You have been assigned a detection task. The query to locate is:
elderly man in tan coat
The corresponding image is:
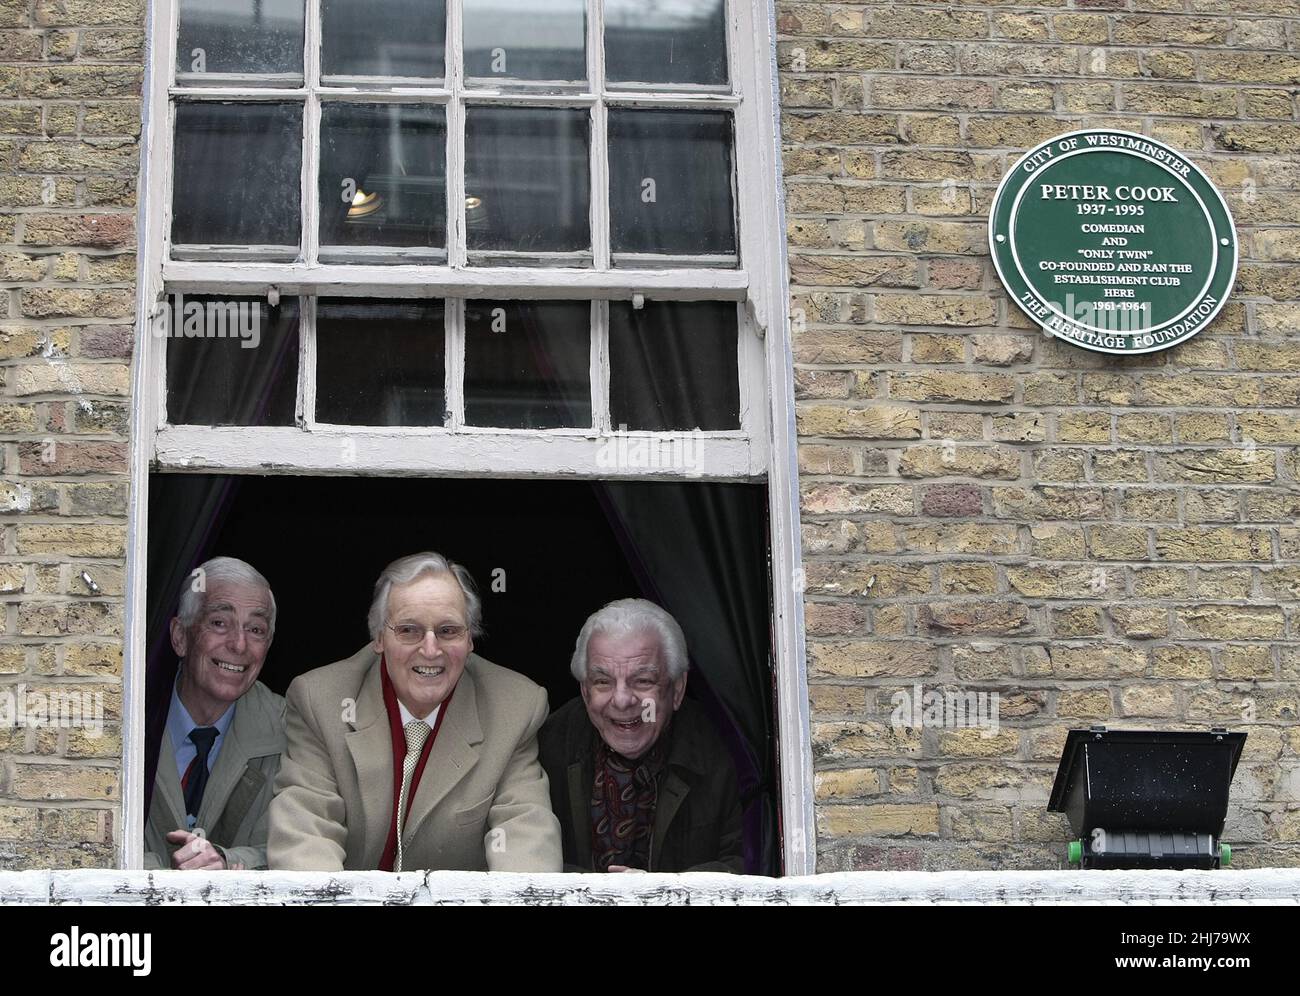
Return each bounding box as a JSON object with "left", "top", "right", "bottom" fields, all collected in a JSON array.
[{"left": 269, "top": 552, "right": 561, "bottom": 872}]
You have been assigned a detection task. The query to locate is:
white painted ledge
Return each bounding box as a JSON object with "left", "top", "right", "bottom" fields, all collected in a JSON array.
[{"left": 2, "top": 869, "right": 1299, "bottom": 905}]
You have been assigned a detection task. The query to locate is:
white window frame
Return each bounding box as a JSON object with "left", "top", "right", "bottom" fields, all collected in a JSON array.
[{"left": 123, "top": 0, "right": 813, "bottom": 874}]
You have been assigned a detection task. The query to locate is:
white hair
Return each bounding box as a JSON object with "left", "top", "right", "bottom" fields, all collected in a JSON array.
[
  {"left": 177, "top": 556, "right": 277, "bottom": 636},
  {"left": 367, "top": 552, "right": 483, "bottom": 641},
  {"left": 570, "top": 598, "right": 689, "bottom": 683}
]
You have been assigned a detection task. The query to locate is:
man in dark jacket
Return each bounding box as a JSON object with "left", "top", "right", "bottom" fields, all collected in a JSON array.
[{"left": 539, "top": 599, "right": 743, "bottom": 873}]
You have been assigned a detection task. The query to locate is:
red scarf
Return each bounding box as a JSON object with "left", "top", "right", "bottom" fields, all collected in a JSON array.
[{"left": 377, "top": 655, "right": 453, "bottom": 872}]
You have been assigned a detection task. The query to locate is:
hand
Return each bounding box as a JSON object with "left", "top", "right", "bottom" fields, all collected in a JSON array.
[
  {"left": 165, "top": 829, "right": 227, "bottom": 870},
  {"left": 607, "top": 865, "right": 647, "bottom": 874}
]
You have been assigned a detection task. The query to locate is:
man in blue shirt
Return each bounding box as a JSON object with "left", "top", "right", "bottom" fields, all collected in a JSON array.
[{"left": 144, "top": 557, "right": 286, "bottom": 870}]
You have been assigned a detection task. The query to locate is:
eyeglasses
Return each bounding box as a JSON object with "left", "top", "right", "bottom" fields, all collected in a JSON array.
[
  {"left": 202, "top": 615, "right": 271, "bottom": 644},
  {"left": 386, "top": 622, "right": 469, "bottom": 646}
]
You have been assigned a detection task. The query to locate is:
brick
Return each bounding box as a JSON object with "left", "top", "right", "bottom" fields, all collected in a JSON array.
[
  {"left": 15, "top": 524, "right": 125, "bottom": 556},
  {"left": 902, "top": 523, "right": 1017, "bottom": 555},
  {"left": 1047, "top": 645, "right": 1147, "bottom": 678},
  {"left": 1174, "top": 605, "right": 1285, "bottom": 640},
  {"left": 1202, "top": 52, "right": 1300, "bottom": 84},
  {"left": 17, "top": 439, "right": 126, "bottom": 475},
  {"left": 790, "top": 253, "right": 918, "bottom": 287},
  {"left": 796, "top": 404, "right": 921, "bottom": 439},
  {"left": 862, "top": 9, "right": 988, "bottom": 40},
  {"left": 13, "top": 361, "right": 130, "bottom": 395},
  {"left": 872, "top": 77, "right": 995, "bottom": 111},
  {"left": 17, "top": 138, "right": 138, "bottom": 172},
  {"left": 934, "top": 763, "right": 1027, "bottom": 798},
  {"left": 899, "top": 444, "right": 1020, "bottom": 479},
  {"left": 1152, "top": 645, "right": 1213, "bottom": 679},
  {"left": 817, "top": 804, "right": 939, "bottom": 837},
  {"left": 1052, "top": 13, "right": 1109, "bottom": 43},
  {"left": 9, "top": 762, "right": 118, "bottom": 801},
  {"left": 922, "top": 602, "right": 1030, "bottom": 636},
  {"left": 20, "top": 65, "right": 142, "bottom": 98},
  {"left": 815, "top": 768, "right": 883, "bottom": 801},
  {"left": 34, "top": 0, "right": 142, "bottom": 27},
  {"left": 890, "top": 371, "right": 1013, "bottom": 403},
  {"left": 1143, "top": 51, "right": 1197, "bottom": 80},
  {"left": 779, "top": 39, "right": 894, "bottom": 73},
  {"left": 801, "top": 483, "right": 913, "bottom": 516},
  {"left": 1211, "top": 124, "right": 1300, "bottom": 154},
  {"left": 962, "top": 44, "right": 1079, "bottom": 76},
  {"left": 20, "top": 213, "right": 134, "bottom": 248},
  {"left": 1121, "top": 83, "right": 1238, "bottom": 117},
  {"left": 1153, "top": 449, "right": 1274, "bottom": 484},
  {"left": 874, "top": 294, "right": 996, "bottom": 327},
  {"left": 1155, "top": 527, "right": 1271, "bottom": 562},
  {"left": 812, "top": 722, "right": 923, "bottom": 762}
]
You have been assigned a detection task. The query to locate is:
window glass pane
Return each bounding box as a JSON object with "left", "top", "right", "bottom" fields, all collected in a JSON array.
[
  {"left": 172, "top": 102, "right": 302, "bottom": 251},
  {"left": 316, "top": 299, "right": 445, "bottom": 425},
  {"left": 463, "top": 0, "right": 586, "bottom": 84},
  {"left": 321, "top": 0, "right": 446, "bottom": 79},
  {"left": 605, "top": 0, "right": 727, "bottom": 86},
  {"left": 165, "top": 294, "right": 300, "bottom": 426},
  {"left": 465, "top": 107, "right": 590, "bottom": 256},
  {"left": 464, "top": 300, "right": 591, "bottom": 429},
  {"left": 177, "top": 0, "right": 305, "bottom": 78},
  {"left": 608, "top": 109, "right": 735, "bottom": 257},
  {"left": 319, "top": 103, "right": 446, "bottom": 257},
  {"left": 609, "top": 301, "right": 738, "bottom": 431}
]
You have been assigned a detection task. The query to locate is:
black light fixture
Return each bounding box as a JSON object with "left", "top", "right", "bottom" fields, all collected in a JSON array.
[{"left": 1047, "top": 726, "right": 1247, "bottom": 870}]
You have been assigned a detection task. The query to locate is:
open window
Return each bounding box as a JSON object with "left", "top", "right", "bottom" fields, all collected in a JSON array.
[{"left": 127, "top": 0, "right": 809, "bottom": 875}]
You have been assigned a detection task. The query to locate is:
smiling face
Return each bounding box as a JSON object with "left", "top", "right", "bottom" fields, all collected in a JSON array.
[
  {"left": 373, "top": 572, "right": 473, "bottom": 719},
  {"left": 581, "top": 629, "right": 687, "bottom": 761},
  {"left": 171, "top": 579, "right": 274, "bottom": 726}
]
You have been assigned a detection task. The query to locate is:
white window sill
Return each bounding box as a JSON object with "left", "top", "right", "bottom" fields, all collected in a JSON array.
[{"left": 2, "top": 868, "right": 1298, "bottom": 905}]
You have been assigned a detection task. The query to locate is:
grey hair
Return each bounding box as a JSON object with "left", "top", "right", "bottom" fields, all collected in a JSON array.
[
  {"left": 570, "top": 598, "right": 689, "bottom": 683},
  {"left": 177, "top": 556, "right": 277, "bottom": 637},
  {"left": 367, "top": 552, "right": 483, "bottom": 641}
]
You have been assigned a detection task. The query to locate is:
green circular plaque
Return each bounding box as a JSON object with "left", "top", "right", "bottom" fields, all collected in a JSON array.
[{"left": 990, "top": 129, "right": 1237, "bottom": 355}]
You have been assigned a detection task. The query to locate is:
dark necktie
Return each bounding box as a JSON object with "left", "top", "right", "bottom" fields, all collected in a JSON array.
[{"left": 183, "top": 726, "right": 219, "bottom": 821}]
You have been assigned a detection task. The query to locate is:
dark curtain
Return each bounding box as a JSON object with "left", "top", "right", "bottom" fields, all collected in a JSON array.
[
  {"left": 145, "top": 476, "right": 779, "bottom": 874},
  {"left": 594, "top": 482, "right": 775, "bottom": 874}
]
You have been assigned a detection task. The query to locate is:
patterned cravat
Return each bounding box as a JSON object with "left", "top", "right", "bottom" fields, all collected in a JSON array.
[{"left": 395, "top": 720, "right": 431, "bottom": 874}]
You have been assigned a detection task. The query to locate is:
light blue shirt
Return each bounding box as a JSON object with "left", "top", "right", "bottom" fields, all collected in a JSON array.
[{"left": 166, "top": 676, "right": 236, "bottom": 828}]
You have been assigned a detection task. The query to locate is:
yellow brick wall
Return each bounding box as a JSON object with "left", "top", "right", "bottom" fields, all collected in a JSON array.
[
  {"left": 780, "top": 0, "right": 1300, "bottom": 870},
  {"left": 0, "top": 0, "right": 139, "bottom": 868}
]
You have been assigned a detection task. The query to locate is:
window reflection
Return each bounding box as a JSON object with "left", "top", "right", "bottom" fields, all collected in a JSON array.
[
  {"left": 609, "top": 300, "right": 739, "bottom": 431},
  {"left": 177, "top": 0, "right": 306, "bottom": 78},
  {"left": 464, "top": 300, "right": 592, "bottom": 428},
  {"left": 608, "top": 109, "right": 735, "bottom": 258},
  {"left": 319, "top": 103, "right": 447, "bottom": 258},
  {"left": 465, "top": 107, "right": 591, "bottom": 256},
  {"left": 605, "top": 0, "right": 727, "bottom": 86},
  {"left": 321, "top": 0, "right": 446, "bottom": 79},
  {"left": 316, "top": 299, "right": 447, "bottom": 426},
  {"left": 172, "top": 102, "right": 302, "bottom": 252},
  {"left": 165, "top": 295, "right": 300, "bottom": 426},
  {"left": 463, "top": 0, "right": 586, "bottom": 84}
]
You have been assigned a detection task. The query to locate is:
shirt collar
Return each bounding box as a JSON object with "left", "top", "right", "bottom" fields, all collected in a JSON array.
[
  {"left": 167, "top": 666, "right": 237, "bottom": 754},
  {"left": 397, "top": 698, "right": 441, "bottom": 729}
]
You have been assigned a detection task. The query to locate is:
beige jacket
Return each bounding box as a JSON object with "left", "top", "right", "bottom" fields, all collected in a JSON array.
[
  {"left": 144, "top": 679, "right": 287, "bottom": 870},
  {"left": 268, "top": 645, "right": 561, "bottom": 872}
]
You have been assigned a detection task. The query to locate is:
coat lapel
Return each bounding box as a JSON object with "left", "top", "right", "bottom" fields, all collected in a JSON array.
[
  {"left": 651, "top": 771, "right": 690, "bottom": 871},
  {"left": 403, "top": 662, "right": 482, "bottom": 842},
  {"left": 566, "top": 760, "right": 591, "bottom": 869},
  {"left": 344, "top": 657, "right": 393, "bottom": 870},
  {"left": 154, "top": 739, "right": 186, "bottom": 838},
  {"left": 196, "top": 691, "right": 283, "bottom": 836}
]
